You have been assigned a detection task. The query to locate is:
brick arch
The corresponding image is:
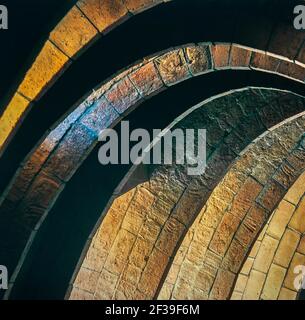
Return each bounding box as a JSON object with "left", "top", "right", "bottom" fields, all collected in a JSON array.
[
  {"left": 231, "top": 170, "right": 305, "bottom": 300},
  {"left": 68, "top": 111, "right": 305, "bottom": 300},
  {"left": 0, "top": 0, "right": 304, "bottom": 155},
  {"left": 2, "top": 42, "right": 305, "bottom": 298}
]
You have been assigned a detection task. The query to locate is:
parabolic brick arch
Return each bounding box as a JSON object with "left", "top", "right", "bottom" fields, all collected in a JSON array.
[{"left": 0, "top": 0, "right": 305, "bottom": 300}]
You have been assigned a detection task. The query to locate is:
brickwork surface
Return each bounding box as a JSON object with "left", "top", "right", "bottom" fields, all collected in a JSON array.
[{"left": 69, "top": 99, "right": 305, "bottom": 300}]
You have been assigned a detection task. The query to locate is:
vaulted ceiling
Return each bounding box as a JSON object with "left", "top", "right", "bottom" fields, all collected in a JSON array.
[{"left": 0, "top": 0, "right": 304, "bottom": 300}]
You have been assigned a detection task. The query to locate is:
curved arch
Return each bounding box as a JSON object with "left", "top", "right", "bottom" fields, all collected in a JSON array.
[
  {"left": 5, "top": 85, "right": 305, "bottom": 299},
  {"left": 0, "top": 0, "right": 304, "bottom": 156},
  {"left": 231, "top": 170, "right": 305, "bottom": 300},
  {"left": 68, "top": 109, "right": 305, "bottom": 300}
]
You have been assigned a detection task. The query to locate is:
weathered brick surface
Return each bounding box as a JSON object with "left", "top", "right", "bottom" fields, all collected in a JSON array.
[
  {"left": 0, "top": 93, "right": 30, "bottom": 149},
  {"left": 18, "top": 41, "right": 70, "bottom": 100},
  {"left": 261, "top": 264, "right": 286, "bottom": 300},
  {"left": 44, "top": 123, "right": 96, "bottom": 181},
  {"left": 211, "top": 44, "right": 231, "bottom": 69},
  {"left": 2, "top": 40, "right": 305, "bottom": 301},
  {"left": 105, "top": 77, "right": 141, "bottom": 114},
  {"left": 275, "top": 229, "right": 300, "bottom": 268},
  {"left": 250, "top": 52, "right": 280, "bottom": 72},
  {"left": 289, "top": 197, "right": 305, "bottom": 234},
  {"left": 80, "top": 97, "right": 119, "bottom": 135},
  {"left": 257, "top": 180, "right": 286, "bottom": 211},
  {"left": 243, "top": 270, "right": 266, "bottom": 300},
  {"left": 232, "top": 170, "right": 305, "bottom": 300},
  {"left": 155, "top": 49, "right": 191, "bottom": 86},
  {"left": 229, "top": 45, "right": 252, "bottom": 68},
  {"left": 77, "top": 0, "right": 129, "bottom": 33},
  {"left": 185, "top": 45, "right": 212, "bottom": 75},
  {"left": 129, "top": 62, "right": 164, "bottom": 96},
  {"left": 266, "top": 200, "right": 295, "bottom": 239},
  {"left": 50, "top": 6, "right": 98, "bottom": 58}
]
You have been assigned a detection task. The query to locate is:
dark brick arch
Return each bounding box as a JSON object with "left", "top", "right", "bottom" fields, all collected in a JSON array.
[
  {"left": 0, "top": 43, "right": 304, "bottom": 295},
  {"left": 0, "top": 0, "right": 304, "bottom": 181},
  {"left": 68, "top": 109, "right": 305, "bottom": 300},
  {"left": 5, "top": 86, "right": 305, "bottom": 300}
]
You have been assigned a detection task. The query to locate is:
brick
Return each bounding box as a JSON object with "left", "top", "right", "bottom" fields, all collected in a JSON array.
[
  {"left": 194, "top": 269, "right": 215, "bottom": 292},
  {"left": 115, "top": 281, "right": 137, "bottom": 299},
  {"left": 80, "top": 97, "right": 118, "bottom": 135},
  {"left": 122, "top": 264, "right": 142, "bottom": 285},
  {"left": 94, "top": 207, "right": 124, "bottom": 251},
  {"left": 0, "top": 93, "right": 30, "bottom": 148},
  {"left": 286, "top": 147, "right": 305, "bottom": 172},
  {"left": 211, "top": 44, "right": 230, "bottom": 69},
  {"left": 155, "top": 217, "right": 185, "bottom": 256},
  {"left": 261, "top": 264, "right": 286, "bottom": 300},
  {"left": 122, "top": 188, "right": 155, "bottom": 235},
  {"left": 298, "top": 236, "right": 305, "bottom": 255},
  {"left": 267, "top": 200, "right": 295, "bottom": 239},
  {"left": 158, "top": 282, "right": 173, "bottom": 300},
  {"left": 44, "top": 123, "right": 96, "bottom": 181},
  {"left": 236, "top": 205, "right": 267, "bottom": 248},
  {"left": 171, "top": 187, "right": 208, "bottom": 226},
  {"left": 253, "top": 235, "right": 278, "bottom": 273},
  {"left": 77, "top": 0, "right": 129, "bottom": 33},
  {"left": 234, "top": 274, "right": 248, "bottom": 293},
  {"left": 222, "top": 239, "right": 247, "bottom": 273},
  {"left": 138, "top": 217, "right": 161, "bottom": 243},
  {"left": 18, "top": 40, "right": 69, "bottom": 100},
  {"left": 230, "top": 177, "right": 263, "bottom": 220},
  {"left": 105, "top": 77, "right": 141, "bottom": 114},
  {"left": 129, "top": 62, "right": 164, "bottom": 96},
  {"left": 185, "top": 240, "right": 208, "bottom": 266},
  {"left": 179, "top": 260, "right": 198, "bottom": 284},
  {"left": 155, "top": 49, "right": 191, "bottom": 85},
  {"left": 185, "top": 45, "right": 212, "bottom": 75},
  {"left": 210, "top": 269, "right": 235, "bottom": 300},
  {"left": 128, "top": 237, "right": 154, "bottom": 269},
  {"left": 278, "top": 287, "right": 297, "bottom": 300},
  {"left": 274, "top": 229, "right": 300, "bottom": 268},
  {"left": 104, "top": 229, "right": 136, "bottom": 274},
  {"left": 250, "top": 52, "right": 280, "bottom": 72},
  {"left": 231, "top": 292, "right": 243, "bottom": 300},
  {"left": 20, "top": 171, "right": 63, "bottom": 227},
  {"left": 143, "top": 248, "right": 169, "bottom": 278},
  {"left": 277, "top": 61, "right": 305, "bottom": 81},
  {"left": 241, "top": 257, "right": 254, "bottom": 276},
  {"left": 285, "top": 172, "right": 305, "bottom": 205},
  {"left": 94, "top": 269, "right": 118, "bottom": 299},
  {"left": 284, "top": 253, "right": 305, "bottom": 291},
  {"left": 74, "top": 267, "right": 99, "bottom": 293},
  {"left": 50, "top": 6, "right": 98, "bottom": 58},
  {"left": 243, "top": 270, "right": 266, "bottom": 300},
  {"left": 249, "top": 241, "right": 261, "bottom": 258},
  {"left": 69, "top": 287, "right": 94, "bottom": 300},
  {"left": 165, "top": 263, "right": 180, "bottom": 284},
  {"left": 229, "top": 45, "right": 252, "bottom": 68},
  {"left": 82, "top": 246, "right": 107, "bottom": 272},
  {"left": 172, "top": 278, "right": 192, "bottom": 300},
  {"left": 289, "top": 197, "right": 305, "bottom": 233},
  {"left": 257, "top": 180, "right": 286, "bottom": 212},
  {"left": 209, "top": 213, "right": 241, "bottom": 256}
]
